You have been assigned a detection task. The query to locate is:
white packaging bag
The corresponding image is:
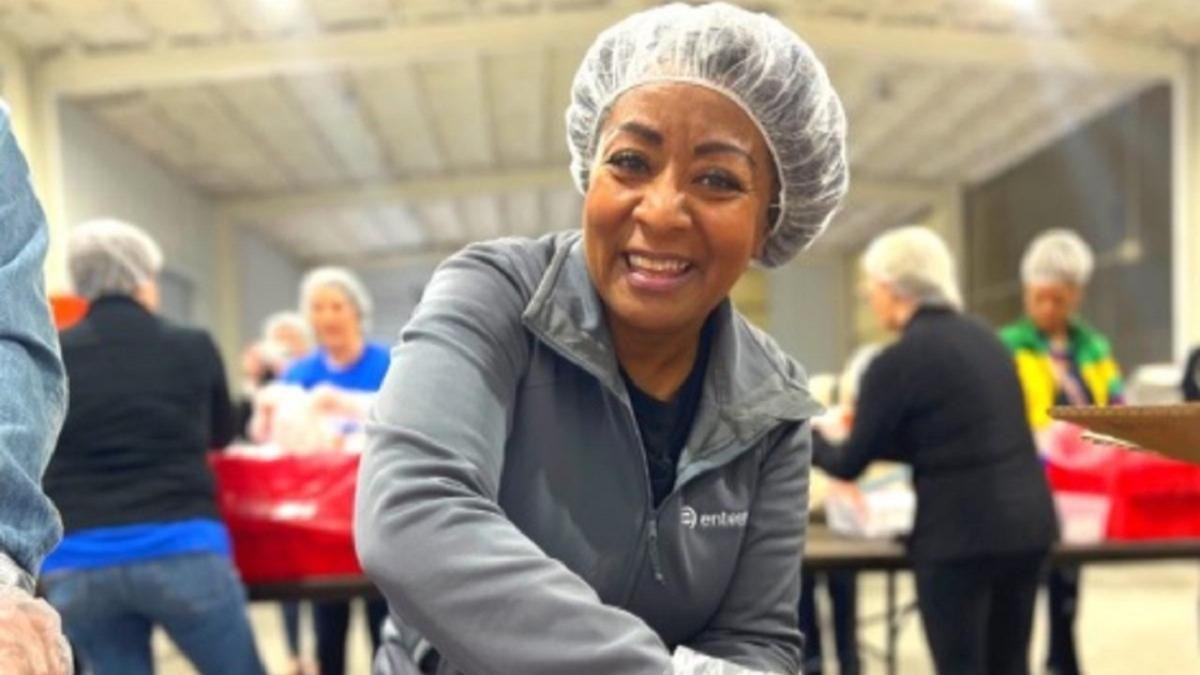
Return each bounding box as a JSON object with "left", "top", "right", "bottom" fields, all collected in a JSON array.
[{"left": 670, "top": 647, "right": 773, "bottom": 674}]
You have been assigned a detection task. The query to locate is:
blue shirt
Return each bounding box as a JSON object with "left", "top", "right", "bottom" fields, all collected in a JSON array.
[
  {"left": 282, "top": 343, "right": 391, "bottom": 392},
  {"left": 40, "top": 519, "right": 231, "bottom": 575}
]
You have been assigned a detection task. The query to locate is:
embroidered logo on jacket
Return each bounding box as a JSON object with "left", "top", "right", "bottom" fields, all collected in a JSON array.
[{"left": 680, "top": 506, "right": 748, "bottom": 530}]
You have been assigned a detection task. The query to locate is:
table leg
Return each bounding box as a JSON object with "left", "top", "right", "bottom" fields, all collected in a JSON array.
[{"left": 886, "top": 570, "right": 897, "bottom": 675}]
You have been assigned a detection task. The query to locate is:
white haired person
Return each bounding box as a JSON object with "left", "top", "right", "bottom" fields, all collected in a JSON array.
[
  {"left": 281, "top": 267, "right": 390, "bottom": 675},
  {"left": 41, "top": 219, "right": 265, "bottom": 675},
  {"left": 999, "top": 229, "right": 1124, "bottom": 675},
  {"left": 236, "top": 311, "right": 315, "bottom": 675},
  {"left": 262, "top": 311, "right": 313, "bottom": 373},
  {"left": 813, "top": 226, "right": 1057, "bottom": 675},
  {"left": 237, "top": 312, "right": 313, "bottom": 435},
  {"left": 355, "top": 3, "right": 848, "bottom": 673}
]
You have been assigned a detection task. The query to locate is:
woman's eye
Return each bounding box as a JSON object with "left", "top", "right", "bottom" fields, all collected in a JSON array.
[
  {"left": 606, "top": 151, "right": 649, "bottom": 173},
  {"left": 697, "top": 171, "right": 745, "bottom": 193}
]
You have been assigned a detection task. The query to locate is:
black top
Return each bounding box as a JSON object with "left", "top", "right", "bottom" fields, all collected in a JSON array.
[
  {"left": 44, "top": 296, "right": 235, "bottom": 533},
  {"left": 813, "top": 307, "right": 1058, "bottom": 562},
  {"left": 1184, "top": 347, "right": 1200, "bottom": 402},
  {"left": 622, "top": 319, "right": 714, "bottom": 509}
]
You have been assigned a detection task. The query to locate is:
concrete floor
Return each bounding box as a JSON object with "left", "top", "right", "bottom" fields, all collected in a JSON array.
[{"left": 149, "top": 564, "right": 1198, "bottom": 675}]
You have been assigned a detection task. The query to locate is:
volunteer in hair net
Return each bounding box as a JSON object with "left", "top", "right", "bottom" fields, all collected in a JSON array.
[
  {"left": 813, "top": 226, "right": 1057, "bottom": 675},
  {"left": 41, "top": 219, "right": 265, "bottom": 675},
  {"left": 1000, "top": 229, "right": 1124, "bottom": 675},
  {"left": 354, "top": 3, "right": 847, "bottom": 673},
  {"left": 274, "top": 266, "right": 391, "bottom": 675},
  {"left": 235, "top": 311, "right": 315, "bottom": 675},
  {"left": 0, "top": 100, "right": 72, "bottom": 675}
]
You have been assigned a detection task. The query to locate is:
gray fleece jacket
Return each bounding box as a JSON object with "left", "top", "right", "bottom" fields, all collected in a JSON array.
[{"left": 355, "top": 231, "right": 818, "bottom": 675}]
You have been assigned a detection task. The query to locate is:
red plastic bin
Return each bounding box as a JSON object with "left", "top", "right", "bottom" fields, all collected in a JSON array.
[
  {"left": 209, "top": 451, "right": 362, "bottom": 582},
  {"left": 1047, "top": 447, "right": 1200, "bottom": 541}
]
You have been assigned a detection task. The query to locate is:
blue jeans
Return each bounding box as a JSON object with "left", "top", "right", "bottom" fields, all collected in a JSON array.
[{"left": 42, "top": 553, "right": 266, "bottom": 675}]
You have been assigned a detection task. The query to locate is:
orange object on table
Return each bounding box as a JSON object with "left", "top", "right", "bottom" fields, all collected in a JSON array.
[{"left": 50, "top": 294, "right": 88, "bottom": 331}]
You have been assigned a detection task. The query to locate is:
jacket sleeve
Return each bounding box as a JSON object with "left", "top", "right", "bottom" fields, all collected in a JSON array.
[
  {"left": 812, "top": 347, "right": 910, "bottom": 481},
  {"left": 683, "top": 422, "right": 809, "bottom": 674},
  {"left": 354, "top": 245, "right": 671, "bottom": 675},
  {"left": 203, "top": 333, "right": 236, "bottom": 450},
  {"left": 0, "top": 102, "right": 68, "bottom": 574}
]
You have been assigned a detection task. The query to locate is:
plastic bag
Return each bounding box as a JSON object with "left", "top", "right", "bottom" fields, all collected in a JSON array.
[
  {"left": 249, "top": 383, "right": 373, "bottom": 454},
  {"left": 670, "top": 647, "right": 772, "bottom": 674}
]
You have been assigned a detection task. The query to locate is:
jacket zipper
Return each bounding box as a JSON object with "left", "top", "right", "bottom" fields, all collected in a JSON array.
[
  {"left": 616, "top": 396, "right": 668, "bottom": 601},
  {"left": 647, "top": 519, "right": 665, "bottom": 584}
]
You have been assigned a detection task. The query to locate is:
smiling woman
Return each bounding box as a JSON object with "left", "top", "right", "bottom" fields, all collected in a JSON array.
[
  {"left": 584, "top": 84, "right": 776, "bottom": 400},
  {"left": 353, "top": 3, "right": 848, "bottom": 675}
]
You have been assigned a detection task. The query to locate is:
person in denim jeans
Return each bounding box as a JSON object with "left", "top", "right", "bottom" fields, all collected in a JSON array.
[
  {"left": 39, "top": 219, "right": 265, "bottom": 675},
  {"left": 0, "top": 99, "right": 73, "bottom": 675}
]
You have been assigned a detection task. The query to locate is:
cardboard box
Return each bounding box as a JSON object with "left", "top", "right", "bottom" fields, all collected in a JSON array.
[{"left": 1049, "top": 404, "right": 1200, "bottom": 465}]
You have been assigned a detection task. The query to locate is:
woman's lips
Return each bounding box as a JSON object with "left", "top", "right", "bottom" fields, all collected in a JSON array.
[{"left": 622, "top": 252, "right": 696, "bottom": 293}]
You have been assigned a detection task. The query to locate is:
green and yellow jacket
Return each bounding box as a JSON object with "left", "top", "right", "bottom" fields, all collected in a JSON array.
[{"left": 999, "top": 317, "right": 1124, "bottom": 431}]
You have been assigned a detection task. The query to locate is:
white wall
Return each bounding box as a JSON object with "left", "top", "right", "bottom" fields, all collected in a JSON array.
[
  {"left": 353, "top": 263, "right": 438, "bottom": 347},
  {"left": 238, "top": 229, "right": 304, "bottom": 347},
  {"left": 60, "top": 102, "right": 217, "bottom": 328},
  {"left": 768, "top": 254, "right": 853, "bottom": 377}
]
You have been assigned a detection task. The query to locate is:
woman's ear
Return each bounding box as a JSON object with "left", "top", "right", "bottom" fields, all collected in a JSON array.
[
  {"left": 753, "top": 224, "right": 768, "bottom": 259},
  {"left": 755, "top": 175, "right": 781, "bottom": 259},
  {"left": 753, "top": 204, "right": 776, "bottom": 259}
]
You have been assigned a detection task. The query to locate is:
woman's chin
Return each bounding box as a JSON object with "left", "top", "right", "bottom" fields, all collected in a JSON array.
[{"left": 607, "top": 303, "right": 694, "bottom": 337}]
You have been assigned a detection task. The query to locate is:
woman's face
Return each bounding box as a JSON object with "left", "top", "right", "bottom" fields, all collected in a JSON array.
[
  {"left": 306, "top": 285, "right": 361, "bottom": 352},
  {"left": 1024, "top": 282, "right": 1081, "bottom": 336},
  {"left": 864, "top": 277, "right": 904, "bottom": 334},
  {"left": 269, "top": 323, "right": 311, "bottom": 361},
  {"left": 583, "top": 83, "right": 775, "bottom": 338}
]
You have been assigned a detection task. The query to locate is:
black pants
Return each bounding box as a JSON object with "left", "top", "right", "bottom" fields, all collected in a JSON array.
[
  {"left": 1045, "top": 565, "right": 1082, "bottom": 675},
  {"left": 280, "top": 601, "right": 302, "bottom": 658},
  {"left": 914, "top": 552, "right": 1046, "bottom": 675},
  {"left": 799, "top": 571, "right": 860, "bottom": 675},
  {"left": 315, "top": 599, "right": 388, "bottom": 675}
]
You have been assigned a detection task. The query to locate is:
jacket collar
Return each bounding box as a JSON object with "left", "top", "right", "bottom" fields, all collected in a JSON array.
[
  {"left": 1010, "top": 316, "right": 1097, "bottom": 354},
  {"left": 521, "top": 232, "right": 820, "bottom": 458},
  {"left": 86, "top": 294, "right": 155, "bottom": 321}
]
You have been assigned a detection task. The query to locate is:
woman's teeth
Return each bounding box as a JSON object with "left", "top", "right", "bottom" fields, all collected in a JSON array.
[{"left": 627, "top": 254, "right": 691, "bottom": 274}]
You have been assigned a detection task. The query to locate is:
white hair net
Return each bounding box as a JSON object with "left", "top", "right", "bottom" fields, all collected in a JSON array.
[
  {"left": 68, "top": 219, "right": 163, "bottom": 300},
  {"left": 1021, "top": 229, "right": 1094, "bottom": 287},
  {"left": 862, "top": 226, "right": 962, "bottom": 310},
  {"left": 566, "top": 1, "right": 849, "bottom": 267},
  {"left": 299, "top": 267, "right": 373, "bottom": 331},
  {"left": 262, "top": 311, "right": 311, "bottom": 343}
]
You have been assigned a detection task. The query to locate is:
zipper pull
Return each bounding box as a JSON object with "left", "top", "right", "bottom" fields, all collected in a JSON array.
[{"left": 648, "top": 519, "right": 665, "bottom": 585}]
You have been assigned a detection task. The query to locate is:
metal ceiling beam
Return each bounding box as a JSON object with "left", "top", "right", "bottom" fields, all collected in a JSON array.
[
  {"left": 218, "top": 165, "right": 574, "bottom": 223},
  {"left": 37, "top": 9, "right": 1185, "bottom": 97},
  {"left": 845, "top": 176, "right": 943, "bottom": 207}
]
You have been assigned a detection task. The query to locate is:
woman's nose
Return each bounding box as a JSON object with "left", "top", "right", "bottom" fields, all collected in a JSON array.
[{"left": 633, "top": 172, "right": 691, "bottom": 234}]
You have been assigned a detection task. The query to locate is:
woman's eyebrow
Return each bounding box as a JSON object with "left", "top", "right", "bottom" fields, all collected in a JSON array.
[
  {"left": 614, "top": 121, "right": 663, "bottom": 145},
  {"left": 694, "top": 141, "right": 755, "bottom": 167}
]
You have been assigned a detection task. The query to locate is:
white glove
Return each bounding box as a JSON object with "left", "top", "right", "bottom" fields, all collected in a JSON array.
[
  {"left": 670, "top": 646, "right": 773, "bottom": 674},
  {"left": 0, "top": 586, "right": 72, "bottom": 675}
]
